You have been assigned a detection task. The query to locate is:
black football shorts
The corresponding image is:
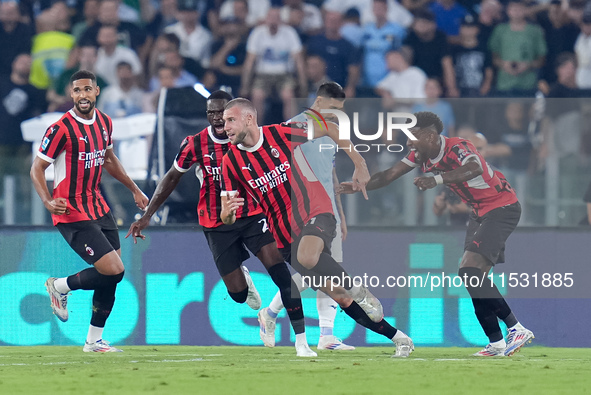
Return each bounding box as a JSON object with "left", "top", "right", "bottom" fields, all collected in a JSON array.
[
  {"left": 464, "top": 202, "right": 521, "bottom": 265},
  {"left": 204, "top": 213, "right": 275, "bottom": 277},
  {"left": 56, "top": 211, "right": 120, "bottom": 265}
]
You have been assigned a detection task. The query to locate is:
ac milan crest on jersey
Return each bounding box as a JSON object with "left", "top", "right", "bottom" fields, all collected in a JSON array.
[{"left": 85, "top": 245, "right": 95, "bottom": 256}]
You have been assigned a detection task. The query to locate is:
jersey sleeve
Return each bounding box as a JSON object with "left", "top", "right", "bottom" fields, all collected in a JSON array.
[
  {"left": 173, "top": 135, "right": 199, "bottom": 173},
  {"left": 449, "top": 141, "right": 480, "bottom": 167},
  {"left": 401, "top": 150, "right": 420, "bottom": 168},
  {"left": 37, "top": 124, "right": 67, "bottom": 164},
  {"left": 105, "top": 114, "right": 114, "bottom": 149},
  {"left": 279, "top": 121, "right": 309, "bottom": 146},
  {"left": 220, "top": 152, "right": 240, "bottom": 197}
]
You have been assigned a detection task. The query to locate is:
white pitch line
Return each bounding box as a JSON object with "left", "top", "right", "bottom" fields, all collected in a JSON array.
[
  {"left": 434, "top": 359, "right": 470, "bottom": 361},
  {"left": 130, "top": 358, "right": 207, "bottom": 363}
]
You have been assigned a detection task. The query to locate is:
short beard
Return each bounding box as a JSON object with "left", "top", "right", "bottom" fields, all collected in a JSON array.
[
  {"left": 75, "top": 100, "right": 95, "bottom": 115},
  {"left": 233, "top": 131, "right": 247, "bottom": 145}
]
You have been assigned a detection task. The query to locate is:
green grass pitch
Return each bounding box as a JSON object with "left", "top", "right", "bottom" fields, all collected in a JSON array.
[{"left": 0, "top": 346, "right": 590, "bottom": 394}]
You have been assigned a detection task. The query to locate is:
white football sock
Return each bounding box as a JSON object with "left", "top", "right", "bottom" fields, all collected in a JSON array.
[
  {"left": 317, "top": 292, "right": 337, "bottom": 332},
  {"left": 54, "top": 277, "right": 71, "bottom": 294},
  {"left": 392, "top": 330, "right": 409, "bottom": 341},
  {"left": 86, "top": 325, "right": 104, "bottom": 344},
  {"left": 491, "top": 339, "right": 506, "bottom": 348},
  {"left": 295, "top": 332, "right": 308, "bottom": 344},
  {"left": 268, "top": 291, "right": 283, "bottom": 315},
  {"left": 508, "top": 322, "right": 525, "bottom": 331}
]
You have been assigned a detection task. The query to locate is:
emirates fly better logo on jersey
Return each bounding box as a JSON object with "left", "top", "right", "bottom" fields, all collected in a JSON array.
[{"left": 246, "top": 160, "right": 291, "bottom": 193}]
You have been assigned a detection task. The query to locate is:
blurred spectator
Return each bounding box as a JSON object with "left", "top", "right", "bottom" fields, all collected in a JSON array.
[
  {"left": 165, "top": 0, "right": 213, "bottom": 70},
  {"left": 401, "top": 0, "right": 431, "bottom": 12},
  {"left": 449, "top": 15, "right": 493, "bottom": 97},
  {"left": 204, "top": 16, "right": 248, "bottom": 94},
  {"left": 360, "top": 0, "right": 406, "bottom": 88},
  {"left": 575, "top": 13, "right": 591, "bottom": 88},
  {"left": 281, "top": 0, "right": 323, "bottom": 40},
  {"left": 0, "top": 54, "right": 46, "bottom": 178},
  {"left": 429, "top": 0, "right": 469, "bottom": 42},
  {"left": 548, "top": 52, "right": 580, "bottom": 97},
  {"left": 147, "top": 32, "right": 202, "bottom": 84},
  {"left": 143, "top": 65, "right": 177, "bottom": 113},
  {"left": 433, "top": 125, "right": 487, "bottom": 225},
  {"left": 95, "top": 25, "right": 143, "bottom": 86},
  {"left": 537, "top": 0, "right": 579, "bottom": 86},
  {"left": 29, "top": 7, "right": 75, "bottom": 90},
  {"left": 125, "top": 0, "right": 160, "bottom": 24},
  {"left": 0, "top": 1, "right": 34, "bottom": 78},
  {"left": 376, "top": 48, "right": 427, "bottom": 108},
  {"left": 403, "top": 9, "right": 458, "bottom": 97},
  {"left": 219, "top": 0, "right": 270, "bottom": 28},
  {"left": 567, "top": 0, "right": 586, "bottom": 26},
  {"left": 240, "top": 7, "right": 306, "bottom": 122},
  {"left": 306, "top": 11, "right": 360, "bottom": 97},
  {"left": 148, "top": 33, "right": 179, "bottom": 81},
  {"left": 149, "top": 51, "right": 198, "bottom": 91},
  {"left": 145, "top": 0, "right": 178, "bottom": 38},
  {"left": 305, "top": 55, "right": 330, "bottom": 98},
  {"left": 98, "top": 61, "right": 145, "bottom": 118},
  {"left": 483, "top": 101, "right": 533, "bottom": 172},
  {"left": 323, "top": 0, "right": 413, "bottom": 29},
  {"left": 489, "top": 0, "right": 547, "bottom": 94},
  {"left": 477, "top": 0, "right": 503, "bottom": 45},
  {"left": 79, "top": 0, "right": 150, "bottom": 61},
  {"left": 71, "top": 0, "right": 100, "bottom": 39},
  {"left": 47, "top": 45, "right": 109, "bottom": 112},
  {"left": 411, "top": 78, "right": 456, "bottom": 136},
  {"left": 340, "top": 7, "right": 363, "bottom": 48},
  {"left": 206, "top": 0, "right": 227, "bottom": 38}
]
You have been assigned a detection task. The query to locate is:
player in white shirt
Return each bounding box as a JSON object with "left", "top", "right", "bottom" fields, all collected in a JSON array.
[{"left": 258, "top": 82, "right": 355, "bottom": 351}]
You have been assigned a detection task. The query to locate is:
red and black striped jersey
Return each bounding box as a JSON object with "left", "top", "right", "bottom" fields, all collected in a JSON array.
[
  {"left": 221, "top": 122, "right": 333, "bottom": 248},
  {"left": 402, "top": 135, "right": 518, "bottom": 216},
  {"left": 37, "top": 109, "right": 113, "bottom": 225},
  {"left": 174, "top": 126, "right": 261, "bottom": 228}
]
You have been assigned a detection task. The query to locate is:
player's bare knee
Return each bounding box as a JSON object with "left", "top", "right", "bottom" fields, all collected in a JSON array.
[
  {"left": 223, "top": 268, "right": 247, "bottom": 293},
  {"left": 297, "top": 250, "right": 320, "bottom": 269},
  {"left": 256, "top": 245, "right": 284, "bottom": 269},
  {"left": 94, "top": 251, "right": 125, "bottom": 276}
]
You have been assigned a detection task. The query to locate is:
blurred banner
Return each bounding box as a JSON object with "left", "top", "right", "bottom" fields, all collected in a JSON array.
[{"left": 1, "top": 227, "right": 589, "bottom": 348}]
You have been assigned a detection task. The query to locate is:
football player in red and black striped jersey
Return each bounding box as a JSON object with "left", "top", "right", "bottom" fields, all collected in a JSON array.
[
  {"left": 31, "top": 70, "right": 149, "bottom": 352},
  {"left": 341, "top": 111, "right": 534, "bottom": 357},
  {"left": 126, "top": 91, "right": 316, "bottom": 356},
  {"left": 220, "top": 98, "right": 416, "bottom": 357}
]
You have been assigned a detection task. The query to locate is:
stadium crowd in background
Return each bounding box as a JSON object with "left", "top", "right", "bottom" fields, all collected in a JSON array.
[{"left": 2, "top": 0, "right": 591, "bottom": 225}]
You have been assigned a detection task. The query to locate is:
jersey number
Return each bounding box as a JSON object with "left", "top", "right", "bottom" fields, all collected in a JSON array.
[{"left": 258, "top": 218, "right": 269, "bottom": 233}]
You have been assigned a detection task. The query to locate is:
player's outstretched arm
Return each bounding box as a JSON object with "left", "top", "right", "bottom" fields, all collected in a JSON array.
[
  {"left": 220, "top": 192, "right": 244, "bottom": 225},
  {"left": 414, "top": 157, "right": 483, "bottom": 191},
  {"left": 339, "top": 161, "right": 414, "bottom": 194},
  {"left": 319, "top": 122, "right": 370, "bottom": 199},
  {"left": 30, "top": 156, "right": 68, "bottom": 215},
  {"left": 103, "top": 148, "right": 149, "bottom": 210},
  {"left": 126, "top": 166, "right": 184, "bottom": 243}
]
